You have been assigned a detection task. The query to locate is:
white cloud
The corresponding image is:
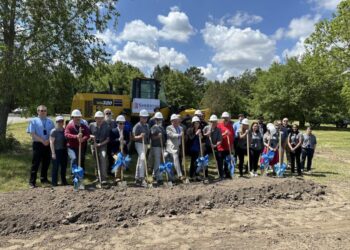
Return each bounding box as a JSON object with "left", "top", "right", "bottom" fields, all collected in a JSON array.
[
  {"left": 158, "top": 6, "right": 195, "bottom": 42},
  {"left": 309, "top": 0, "right": 342, "bottom": 11},
  {"left": 225, "top": 11, "right": 263, "bottom": 27},
  {"left": 282, "top": 37, "right": 307, "bottom": 59},
  {"left": 202, "top": 23, "right": 276, "bottom": 74},
  {"left": 118, "top": 20, "right": 159, "bottom": 45},
  {"left": 112, "top": 42, "right": 188, "bottom": 70},
  {"left": 272, "top": 28, "right": 285, "bottom": 40},
  {"left": 199, "top": 64, "right": 219, "bottom": 81},
  {"left": 96, "top": 29, "right": 119, "bottom": 51},
  {"left": 285, "top": 15, "right": 321, "bottom": 39}
]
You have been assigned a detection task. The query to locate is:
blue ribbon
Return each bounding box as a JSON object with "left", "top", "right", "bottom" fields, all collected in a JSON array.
[
  {"left": 260, "top": 151, "right": 275, "bottom": 169},
  {"left": 274, "top": 162, "right": 287, "bottom": 177},
  {"left": 196, "top": 154, "right": 209, "bottom": 174},
  {"left": 225, "top": 155, "right": 236, "bottom": 176},
  {"left": 71, "top": 164, "right": 84, "bottom": 185},
  {"left": 159, "top": 162, "right": 174, "bottom": 179},
  {"left": 111, "top": 152, "right": 131, "bottom": 173}
]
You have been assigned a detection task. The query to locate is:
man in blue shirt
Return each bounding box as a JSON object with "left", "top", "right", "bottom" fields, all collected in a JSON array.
[
  {"left": 233, "top": 114, "right": 245, "bottom": 161},
  {"left": 27, "top": 105, "right": 55, "bottom": 188}
]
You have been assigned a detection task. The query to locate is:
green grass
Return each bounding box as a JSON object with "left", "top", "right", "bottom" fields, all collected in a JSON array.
[{"left": 0, "top": 123, "right": 349, "bottom": 192}]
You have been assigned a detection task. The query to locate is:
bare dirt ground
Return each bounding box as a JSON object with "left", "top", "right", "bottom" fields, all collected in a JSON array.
[{"left": 0, "top": 177, "right": 349, "bottom": 250}]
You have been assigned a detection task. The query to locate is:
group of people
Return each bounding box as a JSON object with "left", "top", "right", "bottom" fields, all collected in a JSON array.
[{"left": 27, "top": 105, "right": 317, "bottom": 188}]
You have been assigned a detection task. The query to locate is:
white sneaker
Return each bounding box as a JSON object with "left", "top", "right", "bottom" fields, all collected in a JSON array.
[
  {"left": 141, "top": 180, "right": 148, "bottom": 187},
  {"left": 254, "top": 172, "right": 258, "bottom": 177},
  {"left": 250, "top": 171, "right": 254, "bottom": 176},
  {"left": 79, "top": 183, "right": 85, "bottom": 190}
]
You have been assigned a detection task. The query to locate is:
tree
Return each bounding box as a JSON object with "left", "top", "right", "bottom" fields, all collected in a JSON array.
[
  {"left": 184, "top": 66, "right": 207, "bottom": 107},
  {"left": 83, "top": 61, "right": 144, "bottom": 94},
  {"left": 0, "top": 0, "right": 119, "bottom": 147},
  {"left": 161, "top": 70, "right": 197, "bottom": 108}
]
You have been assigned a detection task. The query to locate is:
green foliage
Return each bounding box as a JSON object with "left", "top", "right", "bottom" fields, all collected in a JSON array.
[
  {"left": 0, "top": 0, "right": 119, "bottom": 142},
  {"left": 83, "top": 61, "right": 145, "bottom": 94},
  {"left": 201, "top": 70, "right": 256, "bottom": 117}
]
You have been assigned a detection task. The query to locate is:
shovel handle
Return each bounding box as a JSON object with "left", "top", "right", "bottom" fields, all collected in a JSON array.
[
  {"left": 246, "top": 131, "right": 250, "bottom": 173},
  {"left": 142, "top": 136, "right": 149, "bottom": 181},
  {"left": 78, "top": 127, "right": 82, "bottom": 167},
  {"left": 181, "top": 131, "right": 187, "bottom": 179}
]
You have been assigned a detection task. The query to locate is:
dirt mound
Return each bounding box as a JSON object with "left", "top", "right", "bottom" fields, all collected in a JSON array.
[{"left": 0, "top": 178, "right": 326, "bottom": 237}]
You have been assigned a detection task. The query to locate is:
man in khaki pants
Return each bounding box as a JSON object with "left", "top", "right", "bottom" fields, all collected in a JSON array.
[
  {"left": 89, "top": 111, "right": 110, "bottom": 185},
  {"left": 166, "top": 114, "right": 184, "bottom": 180}
]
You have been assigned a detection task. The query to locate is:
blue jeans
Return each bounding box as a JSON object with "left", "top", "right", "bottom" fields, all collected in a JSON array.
[
  {"left": 52, "top": 149, "right": 68, "bottom": 186},
  {"left": 301, "top": 148, "right": 314, "bottom": 171}
]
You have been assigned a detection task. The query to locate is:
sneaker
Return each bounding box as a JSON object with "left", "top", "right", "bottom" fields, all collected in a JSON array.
[
  {"left": 249, "top": 171, "right": 254, "bottom": 176},
  {"left": 254, "top": 173, "right": 258, "bottom": 177},
  {"left": 79, "top": 183, "right": 85, "bottom": 190},
  {"left": 101, "top": 180, "right": 108, "bottom": 185},
  {"left": 141, "top": 180, "right": 148, "bottom": 188},
  {"left": 29, "top": 183, "right": 36, "bottom": 189}
]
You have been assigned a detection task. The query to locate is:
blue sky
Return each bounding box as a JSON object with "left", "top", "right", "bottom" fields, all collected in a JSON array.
[{"left": 97, "top": 0, "right": 341, "bottom": 80}]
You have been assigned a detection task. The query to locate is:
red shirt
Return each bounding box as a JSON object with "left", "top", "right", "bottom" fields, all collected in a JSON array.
[
  {"left": 217, "top": 121, "right": 234, "bottom": 151},
  {"left": 64, "top": 121, "right": 90, "bottom": 149}
]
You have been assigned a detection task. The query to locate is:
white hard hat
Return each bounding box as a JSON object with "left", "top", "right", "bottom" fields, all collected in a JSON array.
[
  {"left": 267, "top": 123, "right": 276, "bottom": 135},
  {"left": 71, "top": 109, "right": 82, "bottom": 117},
  {"left": 209, "top": 114, "right": 218, "bottom": 122},
  {"left": 154, "top": 112, "right": 163, "bottom": 119},
  {"left": 139, "top": 109, "right": 149, "bottom": 117},
  {"left": 55, "top": 116, "right": 64, "bottom": 122},
  {"left": 242, "top": 118, "right": 249, "bottom": 125},
  {"left": 94, "top": 111, "right": 104, "bottom": 118},
  {"left": 221, "top": 111, "right": 230, "bottom": 118},
  {"left": 116, "top": 115, "right": 126, "bottom": 122},
  {"left": 194, "top": 110, "right": 203, "bottom": 116},
  {"left": 170, "top": 114, "right": 180, "bottom": 121},
  {"left": 192, "top": 116, "right": 200, "bottom": 123}
]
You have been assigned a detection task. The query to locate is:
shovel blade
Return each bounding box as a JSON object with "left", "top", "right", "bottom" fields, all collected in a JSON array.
[
  {"left": 118, "top": 181, "right": 127, "bottom": 187},
  {"left": 183, "top": 178, "right": 190, "bottom": 184},
  {"left": 164, "top": 181, "right": 173, "bottom": 187}
]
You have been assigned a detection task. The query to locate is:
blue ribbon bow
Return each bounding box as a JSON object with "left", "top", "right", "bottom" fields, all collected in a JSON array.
[
  {"left": 159, "top": 162, "right": 174, "bottom": 179},
  {"left": 71, "top": 164, "right": 84, "bottom": 185},
  {"left": 111, "top": 152, "right": 131, "bottom": 173},
  {"left": 225, "top": 155, "right": 236, "bottom": 176},
  {"left": 196, "top": 154, "right": 209, "bottom": 174},
  {"left": 274, "top": 162, "right": 287, "bottom": 177},
  {"left": 260, "top": 151, "right": 275, "bottom": 169}
]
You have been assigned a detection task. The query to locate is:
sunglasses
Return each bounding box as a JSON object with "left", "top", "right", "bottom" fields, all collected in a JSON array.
[
  {"left": 56, "top": 120, "right": 64, "bottom": 123},
  {"left": 118, "top": 122, "right": 125, "bottom": 125},
  {"left": 105, "top": 112, "right": 111, "bottom": 115},
  {"left": 39, "top": 110, "right": 47, "bottom": 112}
]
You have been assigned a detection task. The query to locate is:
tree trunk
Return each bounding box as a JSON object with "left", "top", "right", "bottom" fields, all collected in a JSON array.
[{"left": 0, "top": 104, "right": 11, "bottom": 149}]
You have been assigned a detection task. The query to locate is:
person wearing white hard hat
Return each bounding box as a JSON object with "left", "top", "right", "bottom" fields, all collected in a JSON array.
[
  {"left": 194, "top": 109, "right": 208, "bottom": 129},
  {"left": 27, "top": 105, "right": 55, "bottom": 188},
  {"left": 260, "top": 123, "right": 280, "bottom": 175},
  {"left": 133, "top": 109, "right": 150, "bottom": 186},
  {"left": 65, "top": 109, "right": 90, "bottom": 173},
  {"left": 110, "top": 115, "right": 130, "bottom": 181},
  {"left": 166, "top": 114, "right": 184, "bottom": 180},
  {"left": 49, "top": 116, "right": 68, "bottom": 186},
  {"left": 186, "top": 116, "right": 203, "bottom": 180},
  {"left": 217, "top": 112, "right": 235, "bottom": 179},
  {"left": 236, "top": 118, "right": 250, "bottom": 177},
  {"left": 150, "top": 112, "right": 166, "bottom": 184},
  {"left": 89, "top": 111, "right": 110, "bottom": 184},
  {"left": 203, "top": 115, "right": 223, "bottom": 179},
  {"left": 104, "top": 108, "right": 117, "bottom": 174}
]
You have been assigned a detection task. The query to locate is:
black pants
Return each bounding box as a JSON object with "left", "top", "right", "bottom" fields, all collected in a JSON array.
[
  {"left": 107, "top": 143, "right": 114, "bottom": 174},
  {"left": 218, "top": 150, "right": 230, "bottom": 178},
  {"left": 189, "top": 151, "right": 199, "bottom": 178},
  {"left": 30, "top": 142, "right": 51, "bottom": 185},
  {"left": 290, "top": 147, "right": 302, "bottom": 174},
  {"left": 249, "top": 148, "right": 261, "bottom": 172},
  {"left": 301, "top": 148, "right": 314, "bottom": 171},
  {"left": 51, "top": 149, "right": 68, "bottom": 185},
  {"left": 236, "top": 147, "right": 247, "bottom": 176}
]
